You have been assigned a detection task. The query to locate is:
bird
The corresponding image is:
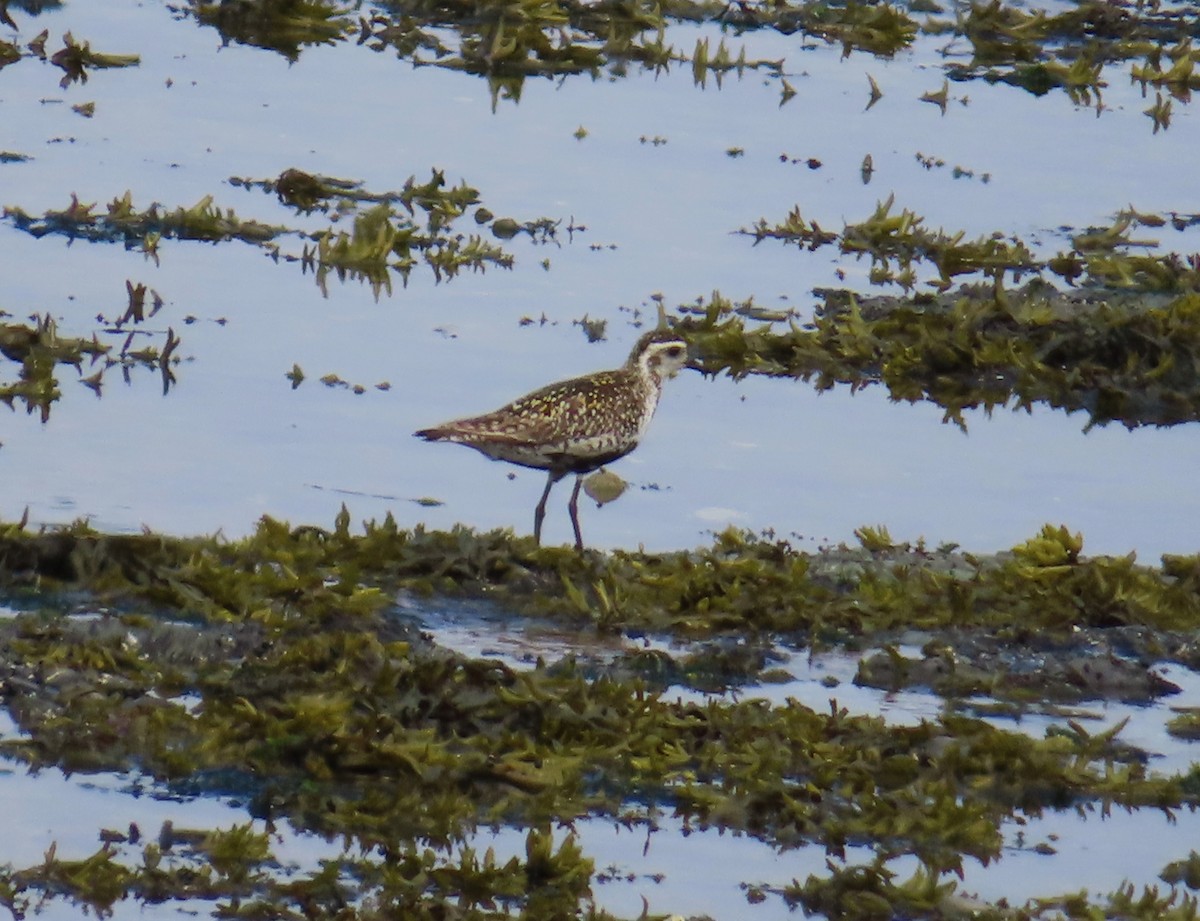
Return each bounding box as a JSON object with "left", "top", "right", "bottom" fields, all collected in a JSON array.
[{"left": 415, "top": 328, "right": 691, "bottom": 550}]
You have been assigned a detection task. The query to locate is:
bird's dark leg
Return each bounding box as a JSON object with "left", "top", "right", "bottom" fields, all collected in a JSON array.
[
  {"left": 568, "top": 474, "right": 585, "bottom": 552},
  {"left": 534, "top": 470, "right": 564, "bottom": 546}
]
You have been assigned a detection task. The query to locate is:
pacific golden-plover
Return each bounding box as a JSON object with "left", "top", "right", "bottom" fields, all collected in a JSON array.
[{"left": 415, "top": 328, "right": 691, "bottom": 550}]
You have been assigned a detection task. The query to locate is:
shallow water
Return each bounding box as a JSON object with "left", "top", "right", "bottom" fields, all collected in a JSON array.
[
  {"left": 1, "top": 0, "right": 1198, "bottom": 558},
  {"left": 3, "top": 600, "right": 1195, "bottom": 920},
  {"left": 3, "top": 0, "right": 1200, "bottom": 916},
  {"left": 1, "top": 759, "right": 1191, "bottom": 921},
  {"left": 405, "top": 604, "right": 1200, "bottom": 915}
]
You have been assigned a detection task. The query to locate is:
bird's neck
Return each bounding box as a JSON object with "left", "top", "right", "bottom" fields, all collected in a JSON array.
[{"left": 630, "top": 358, "right": 665, "bottom": 392}]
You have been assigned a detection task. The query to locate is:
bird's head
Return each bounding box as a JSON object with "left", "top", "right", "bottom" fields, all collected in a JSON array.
[{"left": 627, "top": 328, "right": 692, "bottom": 383}]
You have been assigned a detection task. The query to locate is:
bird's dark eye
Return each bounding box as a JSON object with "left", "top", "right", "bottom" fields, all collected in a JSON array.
[{"left": 666, "top": 345, "right": 684, "bottom": 358}]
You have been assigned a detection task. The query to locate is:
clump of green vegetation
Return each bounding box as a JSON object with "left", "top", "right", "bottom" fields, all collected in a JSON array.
[
  {"left": 170, "top": 0, "right": 906, "bottom": 109},
  {"left": 686, "top": 199, "right": 1200, "bottom": 429},
  {"left": 0, "top": 285, "right": 180, "bottom": 424},
  {"left": 234, "top": 168, "right": 485, "bottom": 222},
  {"left": 742, "top": 197, "right": 1200, "bottom": 294},
  {"left": 1166, "top": 710, "right": 1200, "bottom": 740},
  {"left": 1161, "top": 851, "right": 1200, "bottom": 889},
  {"left": 686, "top": 285, "right": 1200, "bottom": 429},
  {"left": 689, "top": 35, "right": 782, "bottom": 88},
  {"left": 1132, "top": 37, "right": 1200, "bottom": 95},
  {"left": 0, "top": 39, "right": 20, "bottom": 69},
  {"left": 0, "top": 28, "right": 139, "bottom": 87},
  {"left": 4, "top": 515, "right": 1200, "bottom": 651},
  {"left": 157, "top": 0, "right": 1200, "bottom": 120},
  {"left": 0, "top": 512, "right": 1197, "bottom": 917},
  {"left": 0, "top": 822, "right": 597, "bottom": 920},
  {"left": 3, "top": 170, "right": 560, "bottom": 296},
  {"left": 939, "top": 1, "right": 1199, "bottom": 116},
  {"left": 45, "top": 31, "right": 140, "bottom": 86},
  {"left": 787, "top": 856, "right": 1200, "bottom": 921},
  {"left": 187, "top": 0, "right": 354, "bottom": 61},
  {"left": 3, "top": 191, "right": 287, "bottom": 250}
]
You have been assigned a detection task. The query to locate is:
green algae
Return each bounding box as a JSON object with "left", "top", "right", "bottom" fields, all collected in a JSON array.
[
  {"left": 173, "top": 0, "right": 792, "bottom": 109},
  {"left": 46, "top": 31, "right": 140, "bottom": 87},
  {"left": 0, "top": 38, "right": 19, "bottom": 70},
  {"left": 148, "top": 0, "right": 1200, "bottom": 118},
  {"left": 0, "top": 823, "right": 602, "bottom": 920},
  {"left": 3, "top": 191, "right": 288, "bottom": 248},
  {"left": 787, "top": 857, "right": 1200, "bottom": 920},
  {"left": 942, "top": 0, "right": 1200, "bottom": 115},
  {"left": 1162, "top": 851, "right": 1200, "bottom": 889},
  {"left": 0, "top": 303, "right": 179, "bottom": 425},
  {"left": 233, "top": 168, "right": 485, "bottom": 223},
  {"left": 188, "top": 0, "right": 353, "bottom": 62},
  {"left": 675, "top": 279, "right": 1200, "bottom": 429},
  {"left": 1132, "top": 37, "right": 1200, "bottom": 94},
  {"left": 741, "top": 197, "right": 1200, "bottom": 295},
  {"left": 1167, "top": 711, "right": 1200, "bottom": 741},
  {"left": 0, "top": 28, "right": 140, "bottom": 87},
  {"left": 0, "top": 513, "right": 1197, "bottom": 917},
  {"left": 3, "top": 170, "right": 554, "bottom": 295},
  {"left": 3, "top": 515, "right": 1200, "bottom": 646},
  {"left": 3, "top": 0, "right": 1195, "bottom": 117}
]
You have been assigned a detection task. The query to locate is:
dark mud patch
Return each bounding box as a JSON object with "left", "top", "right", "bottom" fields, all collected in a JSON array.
[{"left": 855, "top": 627, "right": 1187, "bottom": 705}]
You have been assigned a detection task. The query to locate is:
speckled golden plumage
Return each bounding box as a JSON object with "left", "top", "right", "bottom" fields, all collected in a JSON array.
[{"left": 416, "top": 328, "right": 690, "bottom": 550}]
